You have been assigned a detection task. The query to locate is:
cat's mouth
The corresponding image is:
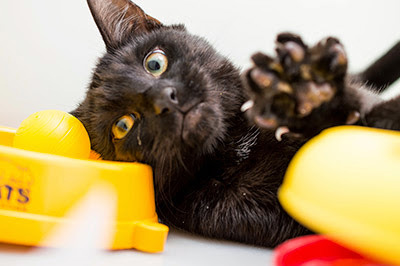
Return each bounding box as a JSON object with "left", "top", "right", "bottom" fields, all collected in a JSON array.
[{"left": 179, "top": 102, "right": 216, "bottom": 147}]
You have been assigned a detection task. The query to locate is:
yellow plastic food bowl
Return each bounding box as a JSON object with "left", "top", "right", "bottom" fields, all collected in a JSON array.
[
  {"left": 0, "top": 112, "right": 168, "bottom": 253},
  {"left": 279, "top": 126, "right": 400, "bottom": 265}
]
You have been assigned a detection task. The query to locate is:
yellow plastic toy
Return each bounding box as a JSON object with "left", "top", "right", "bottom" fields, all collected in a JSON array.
[
  {"left": 278, "top": 126, "right": 400, "bottom": 265},
  {"left": 0, "top": 110, "right": 168, "bottom": 253},
  {"left": 13, "top": 110, "right": 91, "bottom": 159}
]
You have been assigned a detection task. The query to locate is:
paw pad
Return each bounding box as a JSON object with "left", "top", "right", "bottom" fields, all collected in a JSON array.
[{"left": 243, "top": 33, "right": 349, "bottom": 131}]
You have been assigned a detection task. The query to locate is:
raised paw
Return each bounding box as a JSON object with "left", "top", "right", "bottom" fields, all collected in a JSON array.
[{"left": 242, "top": 33, "right": 353, "bottom": 137}]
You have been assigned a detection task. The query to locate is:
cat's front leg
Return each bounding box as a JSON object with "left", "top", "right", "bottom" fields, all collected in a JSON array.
[
  {"left": 242, "top": 33, "right": 363, "bottom": 138},
  {"left": 158, "top": 173, "right": 311, "bottom": 248}
]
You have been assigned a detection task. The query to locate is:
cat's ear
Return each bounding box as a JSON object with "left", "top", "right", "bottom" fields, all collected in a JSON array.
[{"left": 87, "top": 0, "right": 162, "bottom": 51}]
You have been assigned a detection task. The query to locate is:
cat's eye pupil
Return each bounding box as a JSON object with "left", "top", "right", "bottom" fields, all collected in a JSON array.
[
  {"left": 117, "top": 120, "right": 128, "bottom": 131},
  {"left": 144, "top": 49, "right": 168, "bottom": 77},
  {"left": 148, "top": 60, "right": 161, "bottom": 71},
  {"left": 112, "top": 114, "right": 138, "bottom": 140}
]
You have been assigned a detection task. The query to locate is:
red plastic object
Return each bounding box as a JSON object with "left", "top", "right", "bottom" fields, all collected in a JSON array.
[{"left": 273, "top": 235, "right": 389, "bottom": 266}]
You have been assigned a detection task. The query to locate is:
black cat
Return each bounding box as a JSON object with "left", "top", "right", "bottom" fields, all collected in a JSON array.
[{"left": 72, "top": 0, "right": 400, "bottom": 247}]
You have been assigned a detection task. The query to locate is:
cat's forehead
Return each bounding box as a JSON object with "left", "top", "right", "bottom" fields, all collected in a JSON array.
[{"left": 111, "top": 26, "right": 218, "bottom": 64}]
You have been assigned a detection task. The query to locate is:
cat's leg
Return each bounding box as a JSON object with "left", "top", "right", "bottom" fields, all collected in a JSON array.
[
  {"left": 358, "top": 41, "right": 400, "bottom": 92},
  {"left": 158, "top": 170, "right": 311, "bottom": 248},
  {"left": 242, "top": 33, "right": 362, "bottom": 137},
  {"left": 242, "top": 33, "right": 400, "bottom": 137}
]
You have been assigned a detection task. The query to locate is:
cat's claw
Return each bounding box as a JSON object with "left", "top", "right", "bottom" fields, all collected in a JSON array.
[
  {"left": 346, "top": 110, "right": 361, "bottom": 125},
  {"left": 275, "top": 126, "right": 290, "bottom": 141},
  {"left": 241, "top": 100, "right": 254, "bottom": 112}
]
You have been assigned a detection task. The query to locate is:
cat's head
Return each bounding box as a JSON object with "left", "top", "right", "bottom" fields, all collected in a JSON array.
[{"left": 73, "top": 0, "right": 244, "bottom": 175}]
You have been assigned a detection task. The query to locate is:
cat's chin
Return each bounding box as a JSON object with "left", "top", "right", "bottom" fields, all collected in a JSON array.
[{"left": 180, "top": 102, "right": 221, "bottom": 149}]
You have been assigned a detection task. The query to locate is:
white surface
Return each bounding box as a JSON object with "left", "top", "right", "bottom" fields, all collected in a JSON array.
[
  {"left": 0, "top": 1, "right": 399, "bottom": 265},
  {"left": 0, "top": 231, "right": 273, "bottom": 266}
]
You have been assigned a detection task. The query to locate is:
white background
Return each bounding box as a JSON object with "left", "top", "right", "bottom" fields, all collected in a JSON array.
[
  {"left": 1, "top": 0, "right": 399, "bottom": 128},
  {"left": 0, "top": 1, "right": 399, "bottom": 265}
]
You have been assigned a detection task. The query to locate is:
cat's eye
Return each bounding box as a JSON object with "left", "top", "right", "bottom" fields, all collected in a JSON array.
[
  {"left": 112, "top": 113, "right": 139, "bottom": 139},
  {"left": 144, "top": 49, "right": 168, "bottom": 77}
]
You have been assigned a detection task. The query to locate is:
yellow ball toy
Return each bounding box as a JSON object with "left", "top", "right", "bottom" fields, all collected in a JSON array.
[{"left": 13, "top": 110, "right": 91, "bottom": 159}]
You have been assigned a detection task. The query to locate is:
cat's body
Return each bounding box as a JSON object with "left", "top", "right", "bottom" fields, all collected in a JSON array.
[{"left": 73, "top": 0, "right": 400, "bottom": 247}]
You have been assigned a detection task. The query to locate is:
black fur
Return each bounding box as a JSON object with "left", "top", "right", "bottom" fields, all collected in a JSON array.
[
  {"left": 72, "top": 0, "right": 400, "bottom": 248},
  {"left": 360, "top": 41, "right": 400, "bottom": 91}
]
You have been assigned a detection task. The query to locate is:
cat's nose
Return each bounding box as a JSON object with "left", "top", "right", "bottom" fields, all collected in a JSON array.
[{"left": 153, "top": 87, "right": 179, "bottom": 115}]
